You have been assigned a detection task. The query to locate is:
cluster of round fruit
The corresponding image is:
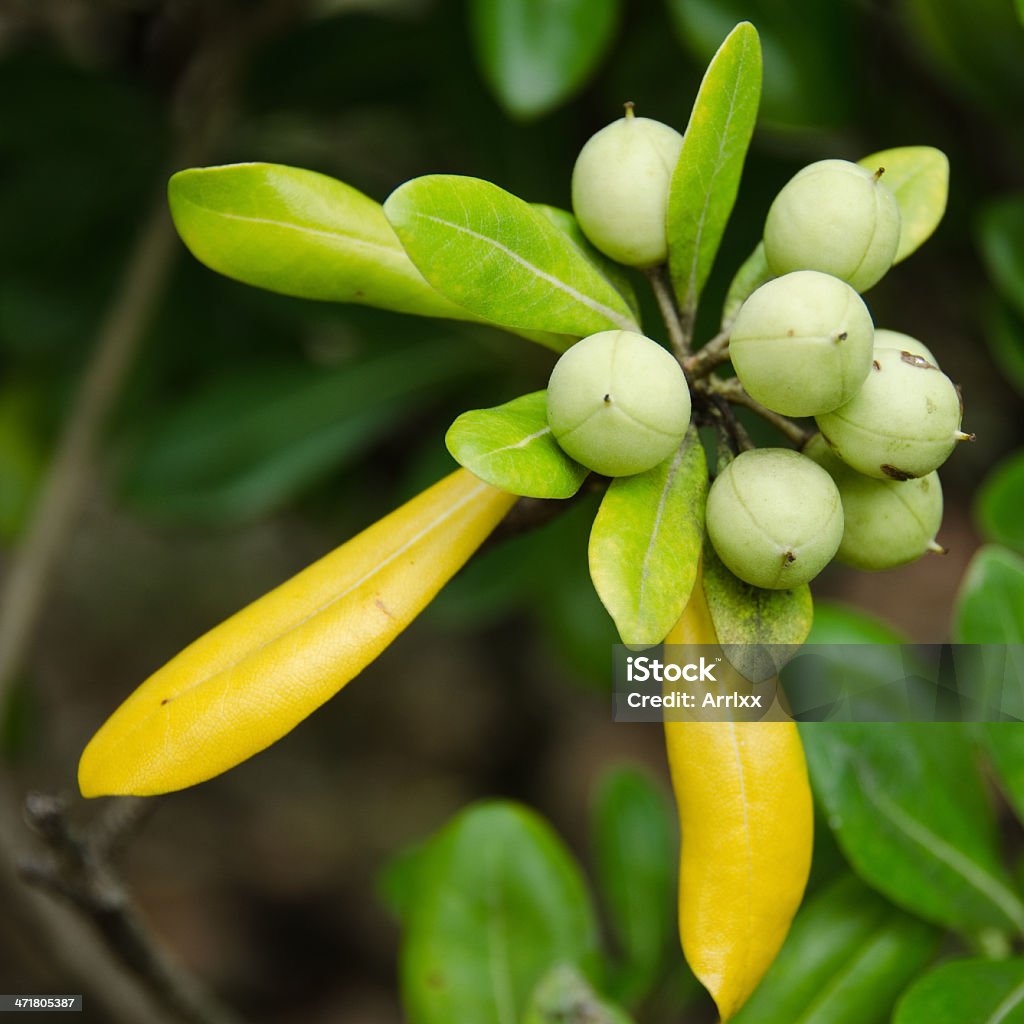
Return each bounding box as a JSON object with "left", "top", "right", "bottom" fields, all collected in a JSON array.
[{"left": 542, "top": 108, "right": 968, "bottom": 592}]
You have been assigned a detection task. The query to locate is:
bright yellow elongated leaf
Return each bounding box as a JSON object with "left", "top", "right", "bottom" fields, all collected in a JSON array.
[
  {"left": 663, "top": 569, "right": 813, "bottom": 1021},
  {"left": 79, "top": 469, "right": 517, "bottom": 797}
]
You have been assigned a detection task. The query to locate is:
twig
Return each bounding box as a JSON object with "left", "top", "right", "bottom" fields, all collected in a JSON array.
[
  {"left": 645, "top": 266, "right": 691, "bottom": 359},
  {"left": 684, "top": 328, "right": 731, "bottom": 378},
  {"left": 708, "top": 393, "right": 754, "bottom": 454},
  {"left": 20, "top": 794, "right": 243, "bottom": 1024},
  {"left": 711, "top": 378, "right": 813, "bottom": 447}
]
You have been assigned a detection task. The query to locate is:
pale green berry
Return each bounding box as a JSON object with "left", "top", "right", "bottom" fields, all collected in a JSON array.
[
  {"left": 546, "top": 330, "right": 690, "bottom": 477},
  {"left": 729, "top": 270, "right": 875, "bottom": 417},
  {"left": 804, "top": 434, "right": 944, "bottom": 571},
  {"left": 571, "top": 108, "right": 683, "bottom": 268},
  {"left": 815, "top": 347, "right": 970, "bottom": 480},
  {"left": 764, "top": 159, "right": 901, "bottom": 292},
  {"left": 705, "top": 448, "right": 843, "bottom": 590},
  {"left": 873, "top": 328, "right": 938, "bottom": 367}
]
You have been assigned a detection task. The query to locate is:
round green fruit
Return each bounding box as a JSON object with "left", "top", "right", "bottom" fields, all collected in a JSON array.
[
  {"left": 815, "top": 347, "right": 968, "bottom": 480},
  {"left": 873, "top": 328, "right": 938, "bottom": 367},
  {"left": 729, "top": 270, "right": 875, "bottom": 417},
  {"left": 705, "top": 448, "right": 843, "bottom": 590},
  {"left": 764, "top": 159, "right": 901, "bottom": 292},
  {"left": 804, "top": 434, "right": 944, "bottom": 571},
  {"left": 571, "top": 108, "right": 684, "bottom": 268},
  {"left": 546, "top": 330, "right": 690, "bottom": 477}
]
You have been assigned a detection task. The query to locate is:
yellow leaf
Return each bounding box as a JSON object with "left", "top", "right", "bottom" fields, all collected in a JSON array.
[
  {"left": 663, "top": 568, "right": 813, "bottom": 1020},
  {"left": 79, "top": 469, "right": 516, "bottom": 797}
]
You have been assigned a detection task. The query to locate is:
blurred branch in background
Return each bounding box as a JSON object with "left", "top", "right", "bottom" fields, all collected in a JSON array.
[{"left": 0, "top": 1, "right": 308, "bottom": 1021}]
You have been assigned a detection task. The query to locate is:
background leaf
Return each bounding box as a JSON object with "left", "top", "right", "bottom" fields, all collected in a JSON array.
[
  {"left": 523, "top": 964, "right": 634, "bottom": 1024},
  {"left": 976, "top": 451, "right": 1024, "bottom": 555},
  {"left": 806, "top": 601, "right": 908, "bottom": 645},
  {"left": 588, "top": 429, "right": 706, "bottom": 646},
  {"left": 954, "top": 545, "right": 1024, "bottom": 644},
  {"left": 590, "top": 766, "right": 676, "bottom": 1005},
  {"left": 801, "top": 722, "right": 1024, "bottom": 935},
  {"left": 857, "top": 147, "right": 949, "bottom": 264},
  {"left": 168, "top": 163, "right": 474, "bottom": 320},
  {"left": 469, "top": 0, "right": 620, "bottom": 119},
  {"left": 668, "top": 22, "right": 762, "bottom": 321},
  {"left": 401, "top": 801, "right": 602, "bottom": 1024},
  {"left": 979, "top": 196, "right": 1024, "bottom": 319},
  {"left": 894, "top": 957, "right": 1024, "bottom": 1024},
  {"left": 732, "top": 874, "right": 937, "bottom": 1024},
  {"left": 445, "top": 391, "right": 588, "bottom": 499},
  {"left": 982, "top": 298, "right": 1024, "bottom": 398},
  {"left": 385, "top": 175, "right": 639, "bottom": 339},
  {"left": 120, "top": 339, "right": 481, "bottom": 525},
  {"left": 720, "top": 240, "right": 771, "bottom": 328}
]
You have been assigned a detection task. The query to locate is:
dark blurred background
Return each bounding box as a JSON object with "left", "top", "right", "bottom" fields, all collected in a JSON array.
[{"left": 0, "top": 0, "right": 1021, "bottom": 1021}]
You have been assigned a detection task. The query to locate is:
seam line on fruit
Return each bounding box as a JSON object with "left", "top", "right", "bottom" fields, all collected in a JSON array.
[
  {"left": 161, "top": 480, "right": 493, "bottom": 706},
  {"left": 408, "top": 212, "right": 638, "bottom": 332}
]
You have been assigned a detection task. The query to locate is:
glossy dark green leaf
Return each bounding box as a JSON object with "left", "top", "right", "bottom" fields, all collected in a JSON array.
[
  {"left": 954, "top": 545, "right": 1024, "bottom": 644},
  {"left": 732, "top": 874, "right": 937, "bottom": 1024},
  {"left": 533, "top": 205, "right": 640, "bottom": 321},
  {"left": 384, "top": 175, "right": 639, "bottom": 339},
  {"left": 668, "top": 22, "right": 762, "bottom": 322},
  {"left": 667, "top": 0, "right": 852, "bottom": 132},
  {"left": 720, "top": 241, "right": 771, "bottom": 328},
  {"left": 801, "top": 722, "right": 1024, "bottom": 934},
  {"left": 977, "top": 452, "right": 1024, "bottom": 555},
  {"left": 400, "top": 801, "right": 602, "bottom": 1024},
  {"left": 806, "top": 601, "right": 907, "bottom": 645},
  {"left": 589, "top": 429, "right": 706, "bottom": 646},
  {"left": 469, "top": 0, "right": 620, "bottom": 119},
  {"left": 857, "top": 147, "right": 949, "bottom": 264},
  {"left": 702, "top": 543, "right": 812, "bottom": 681},
  {"left": 120, "top": 340, "right": 479, "bottom": 525},
  {"left": 445, "top": 391, "right": 588, "bottom": 499},
  {"left": 168, "top": 163, "right": 473, "bottom": 319},
  {"left": 894, "top": 957, "right": 1024, "bottom": 1024},
  {"left": 591, "top": 766, "right": 675, "bottom": 1005},
  {"left": 979, "top": 196, "right": 1024, "bottom": 320},
  {"left": 523, "top": 965, "right": 634, "bottom": 1024}
]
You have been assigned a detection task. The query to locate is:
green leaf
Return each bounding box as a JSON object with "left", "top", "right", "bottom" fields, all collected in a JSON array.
[
  {"left": 469, "top": 0, "right": 620, "bottom": 120},
  {"left": 977, "top": 451, "right": 1024, "bottom": 555},
  {"left": 732, "top": 874, "right": 937, "bottom": 1024},
  {"left": 445, "top": 391, "right": 588, "bottom": 499},
  {"left": 375, "top": 841, "right": 427, "bottom": 923},
  {"left": 721, "top": 240, "right": 771, "bottom": 328},
  {"left": 857, "top": 147, "right": 949, "bottom": 264},
  {"left": 532, "top": 204, "right": 641, "bottom": 322},
  {"left": 591, "top": 766, "right": 676, "bottom": 1005},
  {"left": 523, "top": 965, "right": 634, "bottom": 1024},
  {"left": 983, "top": 298, "right": 1024, "bottom": 397},
  {"left": 894, "top": 957, "right": 1024, "bottom": 1024},
  {"left": 800, "top": 722, "right": 1024, "bottom": 935},
  {"left": 0, "top": 386, "right": 43, "bottom": 543},
  {"left": 954, "top": 545, "right": 1024, "bottom": 644},
  {"left": 984, "top": 725, "right": 1024, "bottom": 829},
  {"left": 168, "top": 163, "right": 476, "bottom": 320},
  {"left": 384, "top": 175, "right": 639, "bottom": 339},
  {"left": 120, "top": 340, "right": 479, "bottom": 525},
  {"left": 668, "top": 22, "right": 762, "bottom": 321},
  {"left": 702, "top": 543, "right": 812, "bottom": 681},
  {"left": 979, "top": 196, "right": 1024, "bottom": 319},
  {"left": 806, "top": 601, "right": 907, "bottom": 645},
  {"left": 400, "top": 801, "right": 602, "bottom": 1024},
  {"left": 588, "top": 429, "right": 706, "bottom": 646}
]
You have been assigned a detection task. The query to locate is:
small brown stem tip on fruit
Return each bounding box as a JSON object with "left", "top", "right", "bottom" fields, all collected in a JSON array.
[
  {"left": 955, "top": 431, "right": 976, "bottom": 442},
  {"left": 873, "top": 166, "right": 886, "bottom": 181},
  {"left": 624, "top": 100, "right": 635, "bottom": 118},
  {"left": 927, "top": 540, "right": 949, "bottom": 555}
]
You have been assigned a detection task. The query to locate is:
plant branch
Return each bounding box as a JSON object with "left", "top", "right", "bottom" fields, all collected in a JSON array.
[
  {"left": 20, "top": 794, "right": 244, "bottom": 1024},
  {"left": 711, "top": 378, "right": 813, "bottom": 447},
  {"left": 645, "top": 266, "right": 691, "bottom": 359},
  {"left": 684, "top": 328, "right": 731, "bottom": 378}
]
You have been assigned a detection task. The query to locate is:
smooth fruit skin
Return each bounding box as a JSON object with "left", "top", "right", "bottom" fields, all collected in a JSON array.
[
  {"left": 78, "top": 469, "right": 517, "bottom": 797},
  {"left": 571, "top": 112, "right": 684, "bottom": 268},
  {"left": 706, "top": 448, "right": 843, "bottom": 589},
  {"left": 804, "top": 434, "right": 943, "bottom": 570},
  {"left": 664, "top": 574, "right": 813, "bottom": 1020},
  {"left": 729, "top": 271, "right": 874, "bottom": 417},
  {"left": 547, "top": 330, "right": 691, "bottom": 477},
  {"left": 874, "top": 328, "right": 938, "bottom": 367},
  {"left": 815, "top": 347, "right": 964, "bottom": 480},
  {"left": 764, "top": 159, "right": 901, "bottom": 292}
]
